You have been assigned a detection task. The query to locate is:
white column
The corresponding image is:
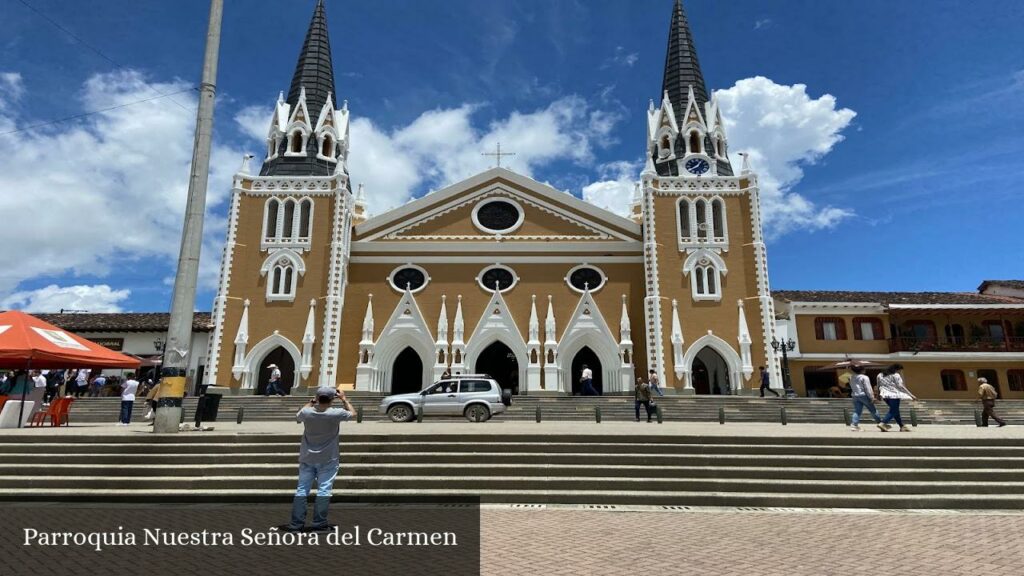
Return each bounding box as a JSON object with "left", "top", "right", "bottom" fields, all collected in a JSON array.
[
  {"left": 526, "top": 295, "right": 542, "bottom": 393},
  {"left": 450, "top": 295, "right": 466, "bottom": 374},
  {"left": 434, "top": 295, "right": 450, "bottom": 380},
  {"left": 543, "top": 295, "right": 560, "bottom": 393},
  {"left": 671, "top": 299, "right": 691, "bottom": 393},
  {"left": 355, "top": 294, "right": 375, "bottom": 391},
  {"left": 618, "top": 294, "right": 634, "bottom": 393},
  {"left": 231, "top": 299, "right": 250, "bottom": 381},
  {"left": 300, "top": 299, "right": 316, "bottom": 382},
  {"left": 737, "top": 299, "right": 754, "bottom": 393}
]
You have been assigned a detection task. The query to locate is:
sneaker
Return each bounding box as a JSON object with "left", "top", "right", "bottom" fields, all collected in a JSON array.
[
  {"left": 899, "top": 425, "right": 912, "bottom": 432},
  {"left": 309, "top": 523, "right": 337, "bottom": 532},
  {"left": 278, "top": 524, "right": 305, "bottom": 533},
  {"left": 850, "top": 425, "right": 861, "bottom": 431},
  {"left": 882, "top": 423, "right": 893, "bottom": 430},
  {"left": 877, "top": 423, "right": 887, "bottom": 432},
  {"left": 998, "top": 423, "right": 1008, "bottom": 427}
]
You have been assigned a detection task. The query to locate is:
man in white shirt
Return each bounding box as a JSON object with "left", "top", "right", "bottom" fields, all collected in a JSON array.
[
  {"left": 74, "top": 368, "right": 89, "bottom": 398},
  {"left": 266, "top": 364, "right": 284, "bottom": 396},
  {"left": 580, "top": 364, "right": 598, "bottom": 396},
  {"left": 31, "top": 370, "right": 47, "bottom": 388},
  {"left": 118, "top": 372, "right": 140, "bottom": 426}
]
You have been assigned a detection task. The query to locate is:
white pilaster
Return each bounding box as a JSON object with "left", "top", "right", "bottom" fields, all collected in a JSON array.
[
  {"left": 543, "top": 295, "right": 559, "bottom": 392},
  {"left": 526, "top": 295, "right": 542, "bottom": 393},
  {"left": 301, "top": 299, "right": 316, "bottom": 380},
  {"left": 355, "top": 294, "right": 375, "bottom": 390},
  {"left": 434, "top": 295, "right": 450, "bottom": 380},
  {"left": 671, "top": 299, "right": 688, "bottom": 389},
  {"left": 450, "top": 295, "right": 466, "bottom": 373},
  {"left": 231, "top": 299, "right": 250, "bottom": 380},
  {"left": 737, "top": 299, "right": 754, "bottom": 387}
]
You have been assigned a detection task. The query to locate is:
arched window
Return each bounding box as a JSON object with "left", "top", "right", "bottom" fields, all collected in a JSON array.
[
  {"left": 264, "top": 198, "right": 280, "bottom": 240},
  {"left": 695, "top": 199, "right": 708, "bottom": 240},
  {"left": 684, "top": 249, "right": 727, "bottom": 302},
  {"left": 299, "top": 199, "right": 312, "bottom": 238},
  {"left": 289, "top": 131, "right": 304, "bottom": 154},
  {"left": 282, "top": 199, "right": 296, "bottom": 238},
  {"left": 658, "top": 134, "right": 672, "bottom": 159},
  {"left": 678, "top": 199, "right": 692, "bottom": 240},
  {"left": 271, "top": 267, "right": 283, "bottom": 294},
  {"left": 267, "top": 136, "right": 279, "bottom": 160},
  {"left": 321, "top": 135, "right": 334, "bottom": 159},
  {"left": 269, "top": 262, "right": 296, "bottom": 298},
  {"left": 711, "top": 198, "right": 725, "bottom": 240},
  {"left": 688, "top": 131, "right": 702, "bottom": 155},
  {"left": 716, "top": 137, "right": 725, "bottom": 157},
  {"left": 695, "top": 267, "right": 705, "bottom": 294}
]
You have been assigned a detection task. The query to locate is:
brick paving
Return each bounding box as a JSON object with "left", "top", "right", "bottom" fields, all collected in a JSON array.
[{"left": 480, "top": 508, "right": 1024, "bottom": 576}]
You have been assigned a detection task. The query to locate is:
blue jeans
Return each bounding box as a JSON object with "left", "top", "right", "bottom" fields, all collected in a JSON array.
[
  {"left": 266, "top": 380, "right": 281, "bottom": 396},
  {"left": 290, "top": 459, "right": 339, "bottom": 529},
  {"left": 881, "top": 398, "right": 904, "bottom": 427},
  {"left": 119, "top": 400, "right": 134, "bottom": 424},
  {"left": 582, "top": 379, "right": 598, "bottom": 396},
  {"left": 851, "top": 397, "right": 881, "bottom": 426},
  {"left": 635, "top": 400, "right": 653, "bottom": 420},
  {"left": 650, "top": 383, "right": 664, "bottom": 397}
]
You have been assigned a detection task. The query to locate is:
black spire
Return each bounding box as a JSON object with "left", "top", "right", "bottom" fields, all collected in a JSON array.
[
  {"left": 661, "top": 0, "right": 708, "bottom": 120},
  {"left": 262, "top": 0, "right": 338, "bottom": 177},
  {"left": 286, "top": 0, "right": 336, "bottom": 118}
]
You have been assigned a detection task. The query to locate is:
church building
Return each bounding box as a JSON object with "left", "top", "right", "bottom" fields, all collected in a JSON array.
[{"left": 203, "top": 0, "right": 781, "bottom": 396}]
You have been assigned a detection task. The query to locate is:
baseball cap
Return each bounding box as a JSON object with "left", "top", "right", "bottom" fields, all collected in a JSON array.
[{"left": 316, "top": 387, "right": 339, "bottom": 400}]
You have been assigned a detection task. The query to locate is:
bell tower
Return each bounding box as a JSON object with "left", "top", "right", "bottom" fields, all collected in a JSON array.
[
  {"left": 204, "top": 0, "right": 355, "bottom": 392},
  {"left": 639, "top": 0, "right": 779, "bottom": 395}
]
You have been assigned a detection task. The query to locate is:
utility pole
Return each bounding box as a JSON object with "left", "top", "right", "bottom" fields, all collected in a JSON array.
[{"left": 154, "top": 0, "right": 224, "bottom": 433}]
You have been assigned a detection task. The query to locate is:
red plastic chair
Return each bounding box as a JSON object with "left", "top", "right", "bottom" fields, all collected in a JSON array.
[
  {"left": 29, "top": 397, "right": 72, "bottom": 427},
  {"left": 55, "top": 397, "right": 74, "bottom": 427},
  {"left": 0, "top": 395, "right": 8, "bottom": 413}
]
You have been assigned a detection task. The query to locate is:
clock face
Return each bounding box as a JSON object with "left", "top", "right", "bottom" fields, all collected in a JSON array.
[{"left": 685, "top": 158, "right": 710, "bottom": 175}]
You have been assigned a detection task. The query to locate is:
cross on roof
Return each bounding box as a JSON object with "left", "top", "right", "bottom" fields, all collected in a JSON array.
[{"left": 482, "top": 142, "right": 516, "bottom": 168}]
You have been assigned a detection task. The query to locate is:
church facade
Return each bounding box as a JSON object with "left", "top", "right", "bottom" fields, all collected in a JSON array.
[{"left": 203, "top": 0, "right": 781, "bottom": 396}]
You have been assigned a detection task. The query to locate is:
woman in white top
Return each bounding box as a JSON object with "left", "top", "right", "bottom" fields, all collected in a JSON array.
[{"left": 876, "top": 364, "right": 916, "bottom": 432}]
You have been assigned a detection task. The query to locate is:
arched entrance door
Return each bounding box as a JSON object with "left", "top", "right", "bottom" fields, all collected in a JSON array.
[
  {"left": 475, "top": 341, "right": 519, "bottom": 395},
  {"left": 571, "top": 347, "right": 602, "bottom": 395},
  {"left": 258, "top": 346, "right": 295, "bottom": 395},
  {"left": 391, "top": 347, "right": 424, "bottom": 395},
  {"left": 693, "top": 347, "right": 730, "bottom": 395}
]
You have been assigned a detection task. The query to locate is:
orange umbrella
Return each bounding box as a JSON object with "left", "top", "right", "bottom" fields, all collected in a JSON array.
[
  {"left": 0, "top": 310, "right": 141, "bottom": 369},
  {"left": 0, "top": 310, "right": 141, "bottom": 428}
]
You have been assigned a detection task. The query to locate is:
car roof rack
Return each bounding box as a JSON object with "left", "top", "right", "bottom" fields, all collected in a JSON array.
[{"left": 443, "top": 373, "right": 492, "bottom": 379}]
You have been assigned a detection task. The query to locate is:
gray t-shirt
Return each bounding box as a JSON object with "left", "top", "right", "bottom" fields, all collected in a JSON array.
[{"left": 296, "top": 406, "right": 352, "bottom": 464}]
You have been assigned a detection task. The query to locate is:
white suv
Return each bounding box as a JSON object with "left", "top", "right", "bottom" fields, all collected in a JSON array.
[{"left": 378, "top": 375, "right": 512, "bottom": 422}]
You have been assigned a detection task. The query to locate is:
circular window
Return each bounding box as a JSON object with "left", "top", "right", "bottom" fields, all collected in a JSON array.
[
  {"left": 478, "top": 265, "right": 518, "bottom": 293},
  {"left": 389, "top": 265, "right": 428, "bottom": 293},
  {"left": 567, "top": 265, "right": 606, "bottom": 293},
  {"left": 472, "top": 198, "right": 524, "bottom": 234}
]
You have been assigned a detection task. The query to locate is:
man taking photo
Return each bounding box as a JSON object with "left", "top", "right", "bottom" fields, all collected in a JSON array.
[{"left": 286, "top": 387, "right": 355, "bottom": 532}]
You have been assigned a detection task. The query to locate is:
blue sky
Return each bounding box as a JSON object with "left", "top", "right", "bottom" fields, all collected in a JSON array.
[{"left": 0, "top": 0, "right": 1021, "bottom": 312}]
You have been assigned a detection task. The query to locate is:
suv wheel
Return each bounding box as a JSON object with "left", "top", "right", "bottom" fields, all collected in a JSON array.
[
  {"left": 464, "top": 404, "right": 490, "bottom": 422},
  {"left": 387, "top": 404, "right": 414, "bottom": 423}
]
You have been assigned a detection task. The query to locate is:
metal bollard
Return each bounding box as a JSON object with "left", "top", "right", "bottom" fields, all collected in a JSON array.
[
  {"left": 535, "top": 406, "right": 542, "bottom": 423},
  {"left": 236, "top": 406, "right": 244, "bottom": 424},
  {"left": 656, "top": 404, "right": 664, "bottom": 424},
  {"left": 718, "top": 406, "right": 725, "bottom": 425},
  {"left": 843, "top": 408, "right": 851, "bottom": 426},
  {"left": 910, "top": 408, "right": 918, "bottom": 427},
  {"left": 595, "top": 406, "right": 602, "bottom": 423},
  {"left": 780, "top": 407, "right": 788, "bottom": 426},
  {"left": 416, "top": 404, "right": 424, "bottom": 423},
  {"left": 974, "top": 409, "right": 983, "bottom": 427},
  {"left": 356, "top": 406, "right": 363, "bottom": 423}
]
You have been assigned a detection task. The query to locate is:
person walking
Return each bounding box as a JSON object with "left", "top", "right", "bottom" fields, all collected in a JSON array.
[
  {"left": 88, "top": 373, "right": 106, "bottom": 397},
  {"left": 876, "top": 364, "right": 916, "bottom": 432},
  {"left": 74, "top": 368, "right": 89, "bottom": 398},
  {"left": 580, "top": 364, "right": 598, "bottom": 396},
  {"left": 758, "top": 366, "right": 780, "bottom": 398},
  {"left": 286, "top": 387, "right": 355, "bottom": 532},
  {"left": 648, "top": 369, "right": 664, "bottom": 397},
  {"left": 634, "top": 377, "right": 654, "bottom": 422},
  {"left": 978, "top": 377, "right": 1006, "bottom": 427},
  {"left": 144, "top": 378, "right": 163, "bottom": 421},
  {"left": 848, "top": 364, "right": 884, "bottom": 431},
  {"left": 266, "top": 364, "right": 283, "bottom": 396},
  {"left": 118, "top": 372, "right": 140, "bottom": 426}
]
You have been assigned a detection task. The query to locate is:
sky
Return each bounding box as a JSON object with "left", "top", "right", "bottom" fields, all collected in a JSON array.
[{"left": 0, "top": 0, "right": 1021, "bottom": 313}]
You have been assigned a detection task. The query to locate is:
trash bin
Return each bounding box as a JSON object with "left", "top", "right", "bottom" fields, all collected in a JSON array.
[{"left": 198, "top": 386, "right": 226, "bottom": 422}]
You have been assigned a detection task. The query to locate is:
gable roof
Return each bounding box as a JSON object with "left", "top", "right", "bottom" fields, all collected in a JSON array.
[
  {"left": 772, "top": 290, "right": 1024, "bottom": 306},
  {"left": 979, "top": 280, "right": 1024, "bottom": 292},
  {"left": 29, "top": 312, "right": 213, "bottom": 333},
  {"left": 355, "top": 168, "right": 641, "bottom": 241}
]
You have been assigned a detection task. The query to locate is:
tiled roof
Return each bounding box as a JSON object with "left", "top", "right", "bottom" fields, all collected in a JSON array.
[
  {"left": 32, "top": 312, "right": 213, "bottom": 333},
  {"left": 979, "top": 280, "right": 1024, "bottom": 291},
  {"left": 772, "top": 290, "right": 1024, "bottom": 306}
]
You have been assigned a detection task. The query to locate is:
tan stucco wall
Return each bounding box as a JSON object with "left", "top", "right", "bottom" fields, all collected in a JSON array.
[
  {"left": 796, "top": 314, "right": 891, "bottom": 355},
  {"left": 398, "top": 199, "right": 602, "bottom": 239},
  {"left": 790, "top": 360, "right": 1024, "bottom": 400}
]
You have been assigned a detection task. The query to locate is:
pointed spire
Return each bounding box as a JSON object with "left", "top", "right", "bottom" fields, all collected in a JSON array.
[
  {"left": 287, "top": 0, "right": 336, "bottom": 121},
  {"left": 528, "top": 295, "right": 540, "bottom": 344},
  {"left": 544, "top": 295, "right": 557, "bottom": 346},
  {"left": 620, "top": 295, "right": 631, "bottom": 343},
  {"left": 670, "top": 299, "right": 684, "bottom": 345},
  {"left": 662, "top": 0, "right": 709, "bottom": 121},
  {"left": 452, "top": 295, "right": 465, "bottom": 345},
  {"left": 437, "top": 295, "right": 449, "bottom": 345},
  {"left": 234, "top": 299, "right": 250, "bottom": 345},
  {"left": 737, "top": 299, "right": 752, "bottom": 344},
  {"left": 360, "top": 294, "right": 374, "bottom": 344},
  {"left": 303, "top": 299, "right": 317, "bottom": 344}
]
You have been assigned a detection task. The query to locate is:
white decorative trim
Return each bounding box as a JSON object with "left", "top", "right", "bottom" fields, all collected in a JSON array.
[
  {"left": 477, "top": 264, "right": 519, "bottom": 294},
  {"left": 260, "top": 248, "right": 306, "bottom": 302},
  {"left": 362, "top": 288, "right": 436, "bottom": 394},
  {"left": 465, "top": 288, "right": 529, "bottom": 392},
  {"left": 557, "top": 289, "right": 628, "bottom": 394},
  {"left": 203, "top": 185, "right": 243, "bottom": 385},
  {"left": 247, "top": 177, "right": 337, "bottom": 195},
  {"left": 388, "top": 264, "right": 430, "bottom": 294},
  {"left": 565, "top": 264, "right": 607, "bottom": 294},
  {"left": 319, "top": 184, "right": 353, "bottom": 387},
  {"left": 682, "top": 249, "right": 727, "bottom": 302},
  {"left": 241, "top": 332, "right": 302, "bottom": 389},
  {"left": 352, "top": 241, "right": 641, "bottom": 254},
  {"left": 382, "top": 234, "right": 604, "bottom": 242},
  {"left": 681, "top": 332, "right": 745, "bottom": 395},
  {"left": 351, "top": 256, "right": 644, "bottom": 264},
  {"left": 471, "top": 197, "right": 525, "bottom": 235}
]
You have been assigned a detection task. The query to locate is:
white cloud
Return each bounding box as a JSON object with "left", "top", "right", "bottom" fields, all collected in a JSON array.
[
  {"left": 582, "top": 160, "right": 641, "bottom": 216},
  {"left": 754, "top": 19, "right": 773, "bottom": 31},
  {"left": 344, "top": 96, "right": 623, "bottom": 214},
  {"left": 714, "top": 76, "right": 857, "bottom": 236},
  {"left": 603, "top": 46, "right": 639, "bottom": 69},
  {"left": 234, "top": 104, "right": 269, "bottom": 142},
  {"left": 0, "top": 70, "right": 245, "bottom": 302},
  {"left": 1, "top": 284, "right": 130, "bottom": 313}
]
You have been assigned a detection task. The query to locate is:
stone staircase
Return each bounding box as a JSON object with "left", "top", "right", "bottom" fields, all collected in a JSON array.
[
  {"left": 63, "top": 395, "right": 1024, "bottom": 425},
  {"left": 2, "top": 432, "right": 1023, "bottom": 509}
]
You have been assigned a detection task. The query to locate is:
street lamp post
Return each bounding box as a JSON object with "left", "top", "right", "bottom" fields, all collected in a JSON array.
[{"left": 771, "top": 337, "right": 797, "bottom": 396}]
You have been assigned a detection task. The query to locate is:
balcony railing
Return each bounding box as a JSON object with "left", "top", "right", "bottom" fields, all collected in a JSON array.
[{"left": 889, "top": 336, "right": 1024, "bottom": 353}]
